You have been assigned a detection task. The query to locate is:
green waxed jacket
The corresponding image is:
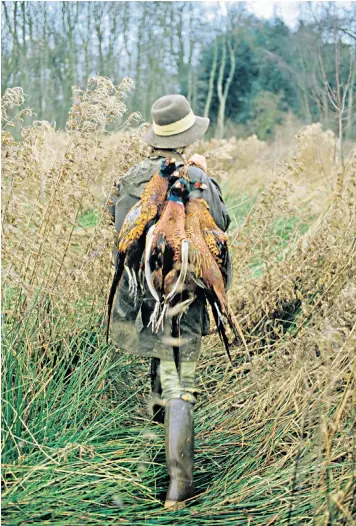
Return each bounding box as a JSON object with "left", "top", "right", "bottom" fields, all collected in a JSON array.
[{"left": 107, "top": 149, "right": 232, "bottom": 362}]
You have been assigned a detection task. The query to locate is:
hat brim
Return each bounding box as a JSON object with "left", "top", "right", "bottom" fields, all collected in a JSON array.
[{"left": 142, "top": 115, "right": 210, "bottom": 149}]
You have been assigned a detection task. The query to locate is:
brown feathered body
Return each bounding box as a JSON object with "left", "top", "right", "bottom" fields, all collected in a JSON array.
[
  {"left": 118, "top": 171, "right": 170, "bottom": 253},
  {"left": 145, "top": 179, "right": 190, "bottom": 331},
  {"left": 150, "top": 199, "right": 186, "bottom": 296},
  {"left": 185, "top": 199, "right": 227, "bottom": 306},
  {"left": 185, "top": 196, "right": 242, "bottom": 359},
  {"left": 106, "top": 158, "right": 177, "bottom": 343},
  {"left": 188, "top": 197, "right": 230, "bottom": 283}
]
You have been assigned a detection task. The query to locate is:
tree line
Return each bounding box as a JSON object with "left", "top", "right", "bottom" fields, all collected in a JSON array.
[{"left": 2, "top": 1, "right": 356, "bottom": 142}]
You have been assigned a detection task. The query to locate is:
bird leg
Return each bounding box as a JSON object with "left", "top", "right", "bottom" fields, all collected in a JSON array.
[
  {"left": 125, "top": 265, "right": 135, "bottom": 293},
  {"left": 132, "top": 271, "right": 139, "bottom": 305},
  {"left": 145, "top": 225, "right": 160, "bottom": 303},
  {"left": 175, "top": 297, "right": 196, "bottom": 331},
  {"left": 155, "top": 303, "right": 168, "bottom": 333},
  {"left": 125, "top": 265, "right": 139, "bottom": 304},
  {"left": 191, "top": 274, "right": 206, "bottom": 289},
  {"left": 155, "top": 294, "right": 195, "bottom": 333},
  {"left": 145, "top": 225, "right": 165, "bottom": 332},
  {"left": 148, "top": 301, "right": 161, "bottom": 332},
  {"left": 125, "top": 264, "right": 132, "bottom": 288}
]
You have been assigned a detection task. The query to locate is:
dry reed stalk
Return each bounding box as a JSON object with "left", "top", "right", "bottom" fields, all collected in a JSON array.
[{"left": 2, "top": 77, "right": 355, "bottom": 524}]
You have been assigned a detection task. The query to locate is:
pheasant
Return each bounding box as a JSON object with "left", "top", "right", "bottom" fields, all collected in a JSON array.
[
  {"left": 145, "top": 178, "right": 190, "bottom": 331},
  {"left": 165, "top": 180, "right": 231, "bottom": 285},
  {"left": 106, "top": 158, "right": 178, "bottom": 343},
  {"left": 188, "top": 196, "right": 231, "bottom": 287},
  {"left": 184, "top": 189, "right": 247, "bottom": 363}
]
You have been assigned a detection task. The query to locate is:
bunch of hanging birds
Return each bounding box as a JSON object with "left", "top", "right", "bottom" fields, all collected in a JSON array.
[{"left": 107, "top": 158, "right": 246, "bottom": 363}]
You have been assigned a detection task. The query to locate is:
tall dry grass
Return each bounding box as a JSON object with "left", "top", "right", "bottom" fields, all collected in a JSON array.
[
  {"left": 2, "top": 77, "right": 144, "bottom": 335},
  {"left": 2, "top": 76, "right": 355, "bottom": 524}
]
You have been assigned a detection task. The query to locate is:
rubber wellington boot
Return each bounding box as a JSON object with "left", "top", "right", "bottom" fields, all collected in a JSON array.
[{"left": 164, "top": 398, "right": 195, "bottom": 508}]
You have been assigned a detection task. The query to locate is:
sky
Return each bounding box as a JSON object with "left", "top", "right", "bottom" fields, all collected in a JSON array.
[
  {"left": 247, "top": 1, "right": 300, "bottom": 26},
  {"left": 205, "top": 1, "right": 355, "bottom": 28},
  {"left": 203, "top": 1, "right": 302, "bottom": 28}
]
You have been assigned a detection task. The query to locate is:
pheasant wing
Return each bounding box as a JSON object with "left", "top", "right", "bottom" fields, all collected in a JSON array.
[
  {"left": 119, "top": 200, "right": 158, "bottom": 251},
  {"left": 203, "top": 229, "right": 231, "bottom": 286}
]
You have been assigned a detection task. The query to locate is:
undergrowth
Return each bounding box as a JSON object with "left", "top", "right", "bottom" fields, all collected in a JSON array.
[{"left": 2, "top": 77, "right": 355, "bottom": 525}]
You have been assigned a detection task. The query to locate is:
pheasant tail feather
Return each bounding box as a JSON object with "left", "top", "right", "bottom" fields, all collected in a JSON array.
[{"left": 106, "top": 251, "right": 125, "bottom": 344}]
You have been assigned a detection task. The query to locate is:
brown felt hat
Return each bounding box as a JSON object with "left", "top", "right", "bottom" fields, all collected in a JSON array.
[{"left": 143, "top": 94, "right": 210, "bottom": 149}]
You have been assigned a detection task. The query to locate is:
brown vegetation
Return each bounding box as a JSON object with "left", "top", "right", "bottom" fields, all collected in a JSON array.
[{"left": 2, "top": 77, "right": 355, "bottom": 523}]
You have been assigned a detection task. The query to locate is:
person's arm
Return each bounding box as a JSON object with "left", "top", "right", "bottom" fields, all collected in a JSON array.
[
  {"left": 113, "top": 183, "right": 140, "bottom": 235},
  {"left": 105, "top": 185, "right": 120, "bottom": 224},
  {"left": 105, "top": 166, "right": 142, "bottom": 267},
  {"left": 105, "top": 180, "right": 140, "bottom": 236},
  {"left": 107, "top": 162, "right": 149, "bottom": 235}
]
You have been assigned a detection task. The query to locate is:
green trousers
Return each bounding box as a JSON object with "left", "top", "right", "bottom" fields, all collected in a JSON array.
[{"left": 160, "top": 359, "right": 198, "bottom": 404}]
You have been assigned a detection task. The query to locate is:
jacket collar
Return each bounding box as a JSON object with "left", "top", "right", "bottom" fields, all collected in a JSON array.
[{"left": 148, "top": 148, "right": 185, "bottom": 165}]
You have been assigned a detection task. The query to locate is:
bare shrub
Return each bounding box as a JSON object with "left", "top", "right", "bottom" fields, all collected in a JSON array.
[
  {"left": 2, "top": 79, "right": 355, "bottom": 522},
  {"left": 2, "top": 77, "right": 144, "bottom": 344}
]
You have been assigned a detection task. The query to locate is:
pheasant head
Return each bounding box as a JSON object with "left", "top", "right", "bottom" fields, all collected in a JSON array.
[
  {"left": 169, "top": 178, "right": 191, "bottom": 204},
  {"left": 159, "top": 157, "right": 178, "bottom": 178},
  {"left": 189, "top": 181, "right": 207, "bottom": 191},
  {"left": 185, "top": 180, "right": 208, "bottom": 199}
]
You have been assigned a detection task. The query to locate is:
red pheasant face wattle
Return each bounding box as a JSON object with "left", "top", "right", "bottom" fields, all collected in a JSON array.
[{"left": 191, "top": 181, "right": 207, "bottom": 191}]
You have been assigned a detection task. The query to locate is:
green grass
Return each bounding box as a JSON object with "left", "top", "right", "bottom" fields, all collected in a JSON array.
[
  {"left": 2, "top": 305, "right": 354, "bottom": 524},
  {"left": 226, "top": 192, "right": 256, "bottom": 228},
  {"left": 2, "top": 194, "right": 353, "bottom": 525},
  {"left": 77, "top": 209, "right": 101, "bottom": 229}
]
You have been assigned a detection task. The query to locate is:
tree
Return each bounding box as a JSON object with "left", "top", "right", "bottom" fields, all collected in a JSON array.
[
  {"left": 1, "top": 1, "right": 355, "bottom": 141},
  {"left": 318, "top": 9, "right": 355, "bottom": 166},
  {"left": 215, "top": 4, "right": 246, "bottom": 139},
  {"left": 294, "top": 3, "right": 356, "bottom": 163}
]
